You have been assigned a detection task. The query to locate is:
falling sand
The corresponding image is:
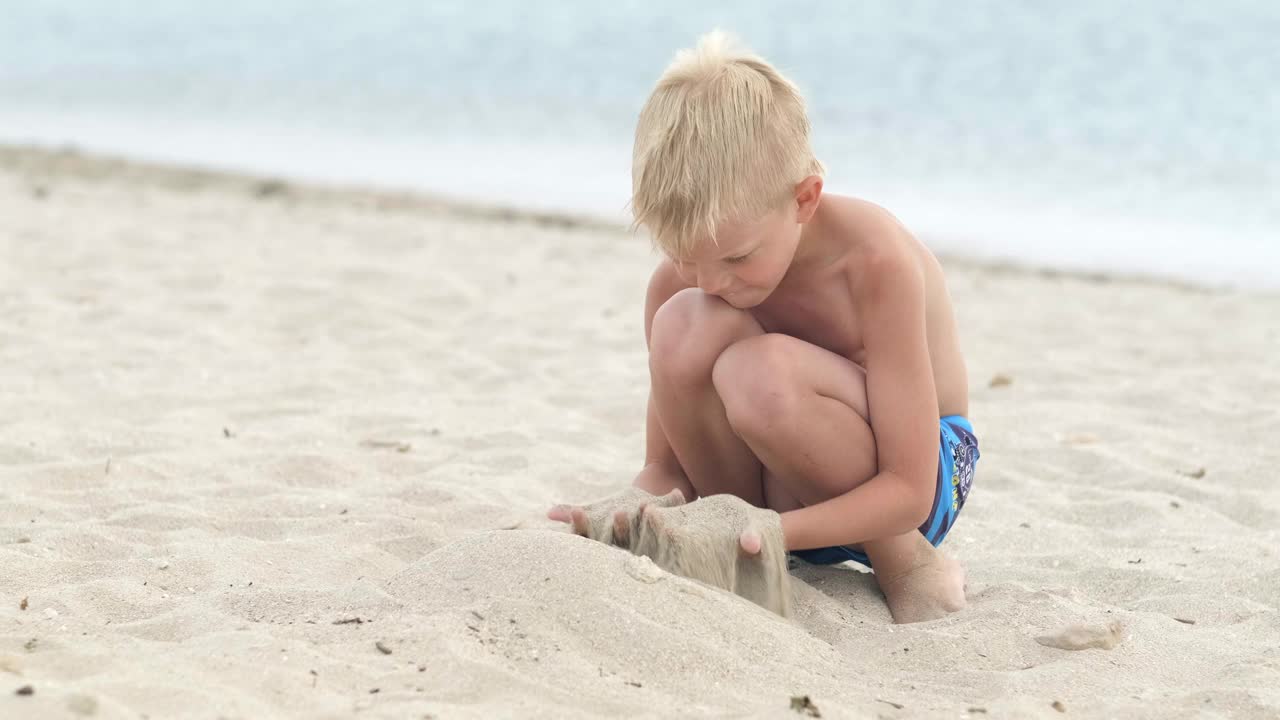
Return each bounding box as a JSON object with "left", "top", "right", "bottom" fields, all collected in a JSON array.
[{"left": 630, "top": 495, "right": 791, "bottom": 617}]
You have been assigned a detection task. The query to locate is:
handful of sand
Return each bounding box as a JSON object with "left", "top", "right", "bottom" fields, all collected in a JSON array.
[{"left": 555, "top": 489, "right": 792, "bottom": 616}]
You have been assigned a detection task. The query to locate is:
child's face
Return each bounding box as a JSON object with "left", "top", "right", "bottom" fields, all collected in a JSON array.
[{"left": 671, "top": 206, "right": 800, "bottom": 309}]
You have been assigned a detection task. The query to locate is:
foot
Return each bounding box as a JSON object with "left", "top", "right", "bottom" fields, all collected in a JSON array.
[{"left": 874, "top": 542, "right": 967, "bottom": 624}]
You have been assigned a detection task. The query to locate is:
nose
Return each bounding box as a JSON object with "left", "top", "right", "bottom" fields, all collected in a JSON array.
[{"left": 696, "top": 266, "right": 730, "bottom": 295}]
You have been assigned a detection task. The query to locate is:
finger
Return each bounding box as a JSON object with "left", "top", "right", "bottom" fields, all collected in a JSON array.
[
  {"left": 612, "top": 509, "right": 631, "bottom": 548},
  {"left": 739, "top": 529, "right": 762, "bottom": 555},
  {"left": 657, "top": 488, "right": 686, "bottom": 508},
  {"left": 547, "top": 505, "right": 572, "bottom": 523},
  {"left": 570, "top": 507, "right": 591, "bottom": 537},
  {"left": 640, "top": 503, "right": 666, "bottom": 533}
]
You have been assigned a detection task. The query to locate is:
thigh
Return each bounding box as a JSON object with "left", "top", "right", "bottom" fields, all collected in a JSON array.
[{"left": 715, "top": 333, "right": 878, "bottom": 507}]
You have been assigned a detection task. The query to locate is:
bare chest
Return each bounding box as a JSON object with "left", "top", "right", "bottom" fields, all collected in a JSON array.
[{"left": 749, "top": 282, "right": 866, "bottom": 364}]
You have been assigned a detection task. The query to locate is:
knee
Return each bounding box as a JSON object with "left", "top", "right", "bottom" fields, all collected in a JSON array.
[
  {"left": 713, "top": 334, "right": 800, "bottom": 439},
  {"left": 649, "top": 289, "right": 756, "bottom": 387}
]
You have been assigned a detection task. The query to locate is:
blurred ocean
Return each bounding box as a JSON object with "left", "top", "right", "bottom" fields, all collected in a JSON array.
[{"left": 2, "top": 1, "right": 1277, "bottom": 288}]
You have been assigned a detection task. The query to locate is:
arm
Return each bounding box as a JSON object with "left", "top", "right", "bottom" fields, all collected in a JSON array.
[
  {"left": 548, "top": 261, "right": 693, "bottom": 530},
  {"left": 634, "top": 261, "right": 696, "bottom": 497},
  {"left": 780, "top": 249, "right": 939, "bottom": 550}
]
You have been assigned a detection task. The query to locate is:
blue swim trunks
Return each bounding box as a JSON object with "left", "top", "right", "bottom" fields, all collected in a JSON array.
[{"left": 789, "top": 415, "right": 979, "bottom": 568}]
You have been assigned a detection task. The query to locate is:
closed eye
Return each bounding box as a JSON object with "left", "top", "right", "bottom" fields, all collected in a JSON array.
[{"left": 724, "top": 253, "right": 752, "bottom": 265}]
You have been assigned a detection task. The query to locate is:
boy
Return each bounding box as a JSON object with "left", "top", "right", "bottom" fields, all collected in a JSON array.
[{"left": 549, "top": 31, "right": 979, "bottom": 624}]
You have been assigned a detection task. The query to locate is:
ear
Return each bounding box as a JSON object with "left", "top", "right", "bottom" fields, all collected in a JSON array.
[{"left": 794, "top": 175, "right": 824, "bottom": 223}]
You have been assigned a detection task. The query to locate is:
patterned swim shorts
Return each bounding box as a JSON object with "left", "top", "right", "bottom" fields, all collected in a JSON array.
[{"left": 789, "top": 415, "right": 980, "bottom": 568}]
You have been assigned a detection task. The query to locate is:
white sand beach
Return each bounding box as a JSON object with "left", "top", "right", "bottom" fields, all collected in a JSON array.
[{"left": 2, "top": 146, "right": 1279, "bottom": 719}]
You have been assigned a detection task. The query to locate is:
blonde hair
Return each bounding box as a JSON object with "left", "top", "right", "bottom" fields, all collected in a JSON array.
[{"left": 630, "top": 30, "right": 824, "bottom": 257}]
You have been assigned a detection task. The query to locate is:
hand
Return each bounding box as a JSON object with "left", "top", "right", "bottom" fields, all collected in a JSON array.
[
  {"left": 629, "top": 495, "right": 791, "bottom": 616},
  {"left": 547, "top": 487, "right": 687, "bottom": 548}
]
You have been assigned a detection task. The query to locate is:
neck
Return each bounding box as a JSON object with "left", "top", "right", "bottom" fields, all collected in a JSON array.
[{"left": 791, "top": 200, "right": 830, "bottom": 269}]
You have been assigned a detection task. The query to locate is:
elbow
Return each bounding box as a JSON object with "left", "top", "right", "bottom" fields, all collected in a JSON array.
[
  {"left": 906, "top": 502, "right": 931, "bottom": 533},
  {"left": 901, "top": 477, "right": 934, "bottom": 531}
]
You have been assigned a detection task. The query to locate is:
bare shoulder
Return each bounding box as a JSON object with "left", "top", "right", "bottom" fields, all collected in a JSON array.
[
  {"left": 644, "top": 259, "right": 693, "bottom": 339},
  {"left": 824, "top": 195, "right": 970, "bottom": 416},
  {"left": 646, "top": 259, "right": 692, "bottom": 311},
  {"left": 821, "top": 195, "right": 925, "bottom": 302}
]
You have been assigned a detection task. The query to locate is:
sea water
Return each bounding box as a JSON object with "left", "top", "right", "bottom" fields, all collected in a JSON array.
[{"left": 2, "top": 0, "right": 1277, "bottom": 288}]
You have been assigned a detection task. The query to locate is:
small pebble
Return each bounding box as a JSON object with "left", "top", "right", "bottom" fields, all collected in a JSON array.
[
  {"left": 67, "top": 693, "right": 98, "bottom": 715},
  {"left": 789, "top": 695, "right": 821, "bottom": 717}
]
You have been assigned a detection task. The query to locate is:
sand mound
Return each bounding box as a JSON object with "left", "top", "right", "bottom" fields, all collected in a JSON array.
[{"left": 381, "top": 529, "right": 844, "bottom": 716}]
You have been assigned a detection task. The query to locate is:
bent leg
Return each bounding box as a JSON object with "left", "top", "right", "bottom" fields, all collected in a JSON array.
[
  {"left": 712, "top": 333, "right": 878, "bottom": 507},
  {"left": 648, "top": 289, "right": 768, "bottom": 506},
  {"left": 712, "top": 333, "right": 966, "bottom": 622}
]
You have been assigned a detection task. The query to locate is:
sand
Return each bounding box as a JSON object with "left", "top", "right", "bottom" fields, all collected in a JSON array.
[
  {"left": 629, "top": 494, "right": 792, "bottom": 617},
  {"left": 2, "top": 145, "right": 1279, "bottom": 719},
  {"left": 555, "top": 487, "right": 791, "bottom": 616}
]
